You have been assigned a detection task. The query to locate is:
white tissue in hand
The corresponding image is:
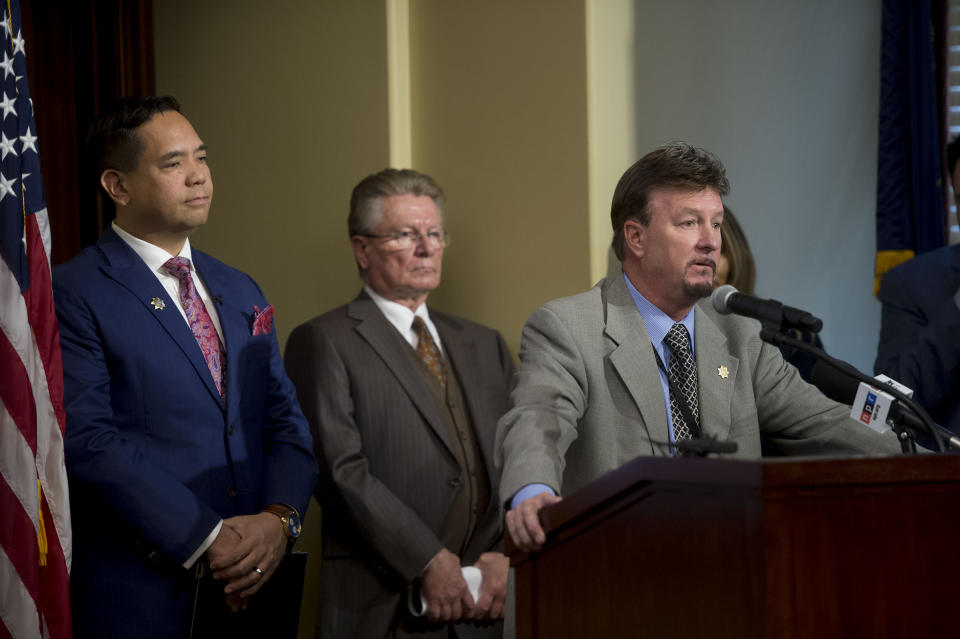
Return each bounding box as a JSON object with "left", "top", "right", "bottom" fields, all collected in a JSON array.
[
  {"left": 409, "top": 566, "right": 482, "bottom": 616},
  {"left": 461, "top": 566, "right": 482, "bottom": 603}
]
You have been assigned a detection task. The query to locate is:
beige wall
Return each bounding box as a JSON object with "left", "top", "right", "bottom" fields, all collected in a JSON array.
[
  {"left": 408, "top": 2, "right": 592, "bottom": 344},
  {"left": 587, "top": 0, "right": 636, "bottom": 281},
  {"left": 154, "top": 0, "right": 605, "bottom": 356},
  {"left": 155, "top": 1, "right": 393, "bottom": 352}
]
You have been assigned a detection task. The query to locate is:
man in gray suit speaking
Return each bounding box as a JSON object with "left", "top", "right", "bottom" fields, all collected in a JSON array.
[
  {"left": 497, "top": 142, "right": 903, "bottom": 552},
  {"left": 285, "top": 169, "right": 513, "bottom": 638}
]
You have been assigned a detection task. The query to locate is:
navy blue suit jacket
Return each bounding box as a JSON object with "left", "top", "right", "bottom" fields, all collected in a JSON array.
[
  {"left": 875, "top": 244, "right": 960, "bottom": 435},
  {"left": 53, "top": 227, "right": 317, "bottom": 638}
]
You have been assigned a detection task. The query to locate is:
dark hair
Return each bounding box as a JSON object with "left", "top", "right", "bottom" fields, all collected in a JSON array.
[
  {"left": 948, "top": 135, "right": 960, "bottom": 181},
  {"left": 719, "top": 206, "right": 756, "bottom": 295},
  {"left": 348, "top": 168, "right": 445, "bottom": 237},
  {"left": 86, "top": 95, "right": 182, "bottom": 181},
  {"left": 610, "top": 141, "right": 730, "bottom": 261}
]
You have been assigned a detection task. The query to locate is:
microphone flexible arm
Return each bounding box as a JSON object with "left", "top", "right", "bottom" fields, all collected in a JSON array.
[{"left": 758, "top": 325, "right": 947, "bottom": 453}]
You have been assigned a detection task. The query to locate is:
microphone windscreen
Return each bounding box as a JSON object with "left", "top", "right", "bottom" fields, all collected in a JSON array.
[
  {"left": 810, "top": 360, "right": 859, "bottom": 405},
  {"left": 712, "top": 284, "right": 738, "bottom": 314}
]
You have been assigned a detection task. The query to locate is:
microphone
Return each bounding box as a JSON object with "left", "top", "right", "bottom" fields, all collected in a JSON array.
[
  {"left": 652, "top": 436, "right": 739, "bottom": 457},
  {"left": 673, "top": 437, "right": 738, "bottom": 456},
  {"left": 712, "top": 285, "right": 823, "bottom": 333},
  {"left": 810, "top": 361, "right": 960, "bottom": 450},
  {"left": 810, "top": 359, "right": 866, "bottom": 406},
  {"left": 212, "top": 294, "right": 224, "bottom": 305}
]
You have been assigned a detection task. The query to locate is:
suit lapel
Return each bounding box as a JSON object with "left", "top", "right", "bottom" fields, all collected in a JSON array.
[
  {"left": 97, "top": 229, "right": 224, "bottom": 407},
  {"left": 193, "top": 251, "right": 243, "bottom": 418},
  {"left": 693, "top": 303, "right": 738, "bottom": 442},
  {"left": 349, "top": 293, "right": 458, "bottom": 458},
  {"left": 435, "top": 315, "right": 497, "bottom": 474},
  {"left": 602, "top": 277, "right": 670, "bottom": 451}
]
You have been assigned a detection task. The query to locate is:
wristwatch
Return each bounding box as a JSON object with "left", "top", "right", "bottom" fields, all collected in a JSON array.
[{"left": 263, "top": 504, "right": 302, "bottom": 541}]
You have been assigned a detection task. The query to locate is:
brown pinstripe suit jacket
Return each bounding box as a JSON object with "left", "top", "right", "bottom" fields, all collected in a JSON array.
[{"left": 285, "top": 291, "right": 514, "bottom": 638}]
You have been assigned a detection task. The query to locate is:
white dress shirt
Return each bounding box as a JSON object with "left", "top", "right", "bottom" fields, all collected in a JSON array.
[
  {"left": 364, "top": 285, "right": 443, "bottom": 353},
  {"left": 111, "top": 221, "right": 224, "bottom": 343}
]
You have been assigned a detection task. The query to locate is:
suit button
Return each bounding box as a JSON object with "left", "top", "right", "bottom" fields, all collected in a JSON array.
[
  {"left": 228, "top": 425, "right": 235, "bottom": 436},
  {"left": 447, "top": 477, "right": 461, "bottom": 488},
  {"left": 227, "top": 487, "right": 238, "bottom": 498}
]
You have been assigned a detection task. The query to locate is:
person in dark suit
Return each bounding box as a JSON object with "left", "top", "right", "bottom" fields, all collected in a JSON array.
[
  {"left": 875, "top": 135, "right": 960, "bottom": 436},
  {"left": 284, "top": 169, "right": 513, "bottom": 638},
  {"left": 54, "top": 96, "right": 317, "bottom": 638}
]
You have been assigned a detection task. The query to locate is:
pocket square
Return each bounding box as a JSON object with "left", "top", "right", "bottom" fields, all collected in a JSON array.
[{"left": 252, "top": 304, "right": 274, "bottom": 336}]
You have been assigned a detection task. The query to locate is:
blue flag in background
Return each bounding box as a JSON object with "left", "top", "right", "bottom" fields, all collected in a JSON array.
[{"left": 875, "top": 0, "right": 946, "bottom": 294}]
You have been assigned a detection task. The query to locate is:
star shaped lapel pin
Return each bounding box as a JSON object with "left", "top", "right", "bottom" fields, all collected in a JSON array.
[
  {"left": 150, "top": 297, "right": 165, "bottom": 310},
  {"left": 717, "top": 365, "right": 729, "bottom": 379}
]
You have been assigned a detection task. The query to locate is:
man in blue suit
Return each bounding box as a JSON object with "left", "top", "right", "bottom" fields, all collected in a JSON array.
[
  {"left": 53, "top": 96, "right": 318, "bottom": 638},
  {"left": 875, "top": 135, "right": 960, "bottom": 437}
]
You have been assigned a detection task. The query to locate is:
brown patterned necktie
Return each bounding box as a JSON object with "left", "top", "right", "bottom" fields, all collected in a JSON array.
[
  {"left": 664, "top": 323, "right": 700, "bottom": 441},
  {"left": 412, "top": 316, "right": 446, "bottom": 390}
]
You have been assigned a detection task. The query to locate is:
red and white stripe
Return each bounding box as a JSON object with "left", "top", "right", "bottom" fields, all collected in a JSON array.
[{"left": 1, "top": 207, "right": 72, "bottom": 639}]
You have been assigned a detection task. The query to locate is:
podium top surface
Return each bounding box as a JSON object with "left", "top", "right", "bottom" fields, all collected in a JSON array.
[{"left": 517, "top": 453, "right": 960, "bottom": 555}]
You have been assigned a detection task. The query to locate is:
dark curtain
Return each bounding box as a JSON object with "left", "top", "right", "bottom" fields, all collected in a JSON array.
[
  {"left": 932, "top": 1, "right": 950, "bottom": 219},
  {"left": 22, "top": 0, "right": 154, "bottom": 266},
  {"left": 875, "top": 0, "right": 948, "bottom": 295}
]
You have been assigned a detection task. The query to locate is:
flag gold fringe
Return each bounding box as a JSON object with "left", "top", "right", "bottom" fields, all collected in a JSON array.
[
  {"left": 874, "top": 249, "right": 915, "bottom": 296},
  {"left": 37, "top": 479, "right": 48, "bottom": 566}
]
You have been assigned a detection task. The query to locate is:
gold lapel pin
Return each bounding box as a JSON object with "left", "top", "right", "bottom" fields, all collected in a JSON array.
[
  {"left": 150, "top": 297, "right": 165, "bottom": 310},
  {"left": 717, "top": 365, "right": 729, "bottom": 379}
]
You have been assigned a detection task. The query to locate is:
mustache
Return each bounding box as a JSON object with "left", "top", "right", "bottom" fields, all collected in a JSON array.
[{"left": 687, "top": 257, "right": 717, "bottom": 271}]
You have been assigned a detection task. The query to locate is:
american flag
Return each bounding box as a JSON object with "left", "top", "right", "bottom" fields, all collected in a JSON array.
[{"left": 0, "top": 1, "right": 73, "bottom": 637}]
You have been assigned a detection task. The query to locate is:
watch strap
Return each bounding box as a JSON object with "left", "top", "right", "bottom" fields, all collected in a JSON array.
[{"left": 262, "top": 504, "right": 300, "bottom": 540}]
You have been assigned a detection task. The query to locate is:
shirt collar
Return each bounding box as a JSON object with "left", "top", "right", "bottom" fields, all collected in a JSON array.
[
  {"left": 112, "top": 220, "right": 194, "bottom": 275},
  {"left": 364, "top": 285, "right": 432, "bottom": 328},
  {"left": 622, "top": 271, "right": 696, "bottom": 356}
]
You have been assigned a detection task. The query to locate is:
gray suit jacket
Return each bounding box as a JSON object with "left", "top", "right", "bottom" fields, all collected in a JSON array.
[
  {"left": 496, "top": 276, "right": 902, "bottom": 502},
  {"left": 285, "top": 291, "right": 514, "bottom": 638}
]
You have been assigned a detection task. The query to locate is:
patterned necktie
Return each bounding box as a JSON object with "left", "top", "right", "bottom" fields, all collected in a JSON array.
[
  {"left": 412, "top": 316, "right": 446, "bottom": 390},
  {"left": 664, "top": 323, "right": 700, "bottom": 441},
  {"left": 163, "top": 257, "right": 226, "bottom": 398}
]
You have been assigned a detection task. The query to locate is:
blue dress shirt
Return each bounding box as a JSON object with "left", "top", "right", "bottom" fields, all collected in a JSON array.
[{"left": 510, "top": 273, "right": 697, "bottom": 508}]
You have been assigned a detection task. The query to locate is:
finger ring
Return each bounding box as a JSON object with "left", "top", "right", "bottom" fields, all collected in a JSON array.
[{"left": 253, "top": 567, "right": 264, "bottom": 577}]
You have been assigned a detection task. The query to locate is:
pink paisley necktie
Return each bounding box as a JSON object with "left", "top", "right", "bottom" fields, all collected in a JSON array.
[{"left": 163, "top": 257, "right": 226, "bottom": 398}]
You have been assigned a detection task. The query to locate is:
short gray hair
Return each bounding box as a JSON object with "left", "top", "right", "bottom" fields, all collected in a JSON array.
[{"left": 348, "top": 168, "right": 445, "bottom": 236}]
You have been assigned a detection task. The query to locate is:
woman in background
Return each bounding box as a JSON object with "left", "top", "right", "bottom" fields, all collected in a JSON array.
[
  {"left": 716, "top": 206, "right": 821, "bottom": 382},
  {"left": 716, "top": 206, "right": 756, "bottom": 295}
]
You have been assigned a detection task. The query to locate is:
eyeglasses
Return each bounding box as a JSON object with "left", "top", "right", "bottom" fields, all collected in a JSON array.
[{"left": 361, "top": 229, "right": 450, "bottom": 250}]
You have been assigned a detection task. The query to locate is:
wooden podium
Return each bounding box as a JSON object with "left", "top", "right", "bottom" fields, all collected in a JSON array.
[{"left": 508, "top": 455, "right": 960, "bottom": 638}]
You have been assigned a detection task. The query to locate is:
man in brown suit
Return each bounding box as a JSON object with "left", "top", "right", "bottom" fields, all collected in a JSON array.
[{"left": 285, "top": 169, "right": 513, "bottom": 638}]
